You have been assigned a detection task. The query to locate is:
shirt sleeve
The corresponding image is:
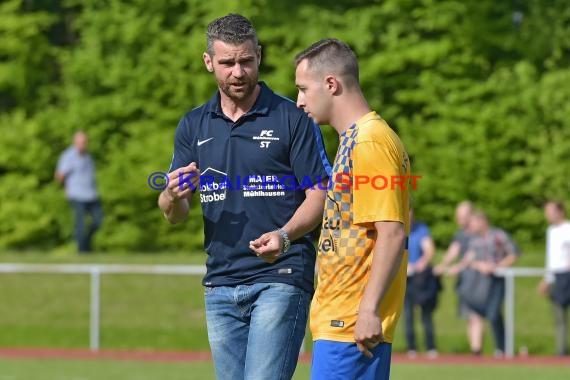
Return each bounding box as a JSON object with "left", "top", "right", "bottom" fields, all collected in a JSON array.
[
  {"left": 56, "top": 150, "right": 73, "bottom": 176},
  {"left": 492, "top": 230, "right": 520, "bottom": 264},
  {"left": 452, "top": 231, "right": 462, "bottom": 243},
  {"left": 168, "top": 116, "right": 196, "bottom": 173},
  {"left": 501, "top": 230, "right": 520, "bottom": 257},
  {"left": 290, "top": 114, "right": 331, "bottom": 189},
  {"left": 545, "top": 227, "right": 555, "bottom": 283},
  {"left": 352, "top": 138, "right": 409, "bottom": 225},
  {"left": 420, "top": 224, "right": 431, "bottom": 241}
]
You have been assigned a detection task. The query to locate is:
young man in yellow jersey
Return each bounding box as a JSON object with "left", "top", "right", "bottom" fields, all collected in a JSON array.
[{"left": 295, "top": 38, "right": 411, "bottom": 379}]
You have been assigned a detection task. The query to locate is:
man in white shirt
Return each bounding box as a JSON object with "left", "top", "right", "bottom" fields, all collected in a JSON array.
[{"left": 538, "top": 200, "right": 570, "bottom": 356}]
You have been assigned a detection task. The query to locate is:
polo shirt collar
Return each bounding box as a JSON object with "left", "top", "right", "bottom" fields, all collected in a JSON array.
[{"left": 206, "top": 81, "right": 272, "bottom": 118}]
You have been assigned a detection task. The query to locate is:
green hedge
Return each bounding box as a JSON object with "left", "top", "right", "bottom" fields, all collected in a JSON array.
[{"left": 0, "top": 0, "right": 569, "bottom": 252}]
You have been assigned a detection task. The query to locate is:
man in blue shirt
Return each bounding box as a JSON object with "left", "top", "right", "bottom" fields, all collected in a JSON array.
[
  {"left": 55, "top": 131, "right": 103, "bottom": 253},
  {"left": 404, "top": 208, "right": 438, "bottom": 358},
  {"left": 158, "top": 14, "right": 329, "bottom": 380}
]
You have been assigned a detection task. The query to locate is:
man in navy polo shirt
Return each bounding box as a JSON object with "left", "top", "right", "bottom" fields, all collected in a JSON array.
[{"left": 158, "top": 14, "right": 330, "bottom": 380}]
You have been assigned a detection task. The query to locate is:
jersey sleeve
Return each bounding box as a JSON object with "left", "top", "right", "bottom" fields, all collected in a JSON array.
[
  {"left": 352, "top": 138, "right": 409, "bottom": 225},
  {"left": 290, "top": 115, "right": 331, "bottom": 189},
  {"left": 168, "top": 116, "right": 196, "bottom": 173}
]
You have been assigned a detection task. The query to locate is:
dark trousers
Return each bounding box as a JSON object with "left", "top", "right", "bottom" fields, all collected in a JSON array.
[
  {"left": 404, "top": 278, "right": 436, "bottom": 351},
  {"left": 70, "top": 199, "right": 103, "bottom": 253},
  {"left": 553, "top": 302, "right": 568, "bottom": 356},
  {"left": 484, "top": 277, "right": 506, "bottom": 352}
]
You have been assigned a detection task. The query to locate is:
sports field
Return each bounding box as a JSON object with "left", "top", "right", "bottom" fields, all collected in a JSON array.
[
  {"left": 0, "top": 251, "right": 562, "bottom": 355},
  {"left": 0, "top": 353, "right": 569, "bottom": 380},
  {"left": 0, "top": 251, "right": 568, "bottom": 379}
]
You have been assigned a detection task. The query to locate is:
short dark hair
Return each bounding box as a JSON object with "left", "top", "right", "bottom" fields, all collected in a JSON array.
[
  {"left": 545, "top": 200, "right": 565, "bottom": 214},
  {"left": 294, "top": 38, "right": 359, "bottom": 87},
  {"left": 206, "top": 14, "right": 258, "bottom": 55}
]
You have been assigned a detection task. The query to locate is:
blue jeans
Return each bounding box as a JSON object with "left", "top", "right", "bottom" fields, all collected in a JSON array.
[
  {"left": 484, "top": 276, "right": 505, "bottom": 352},
  {"left": 205, "top": 283, "right": 310, "bottom": 380},
  {"left": 404, "top": 284, "right": 436, "bottom": 351},
  {"left": 69, "top": 199, "right": 103, "bottom": 253}
]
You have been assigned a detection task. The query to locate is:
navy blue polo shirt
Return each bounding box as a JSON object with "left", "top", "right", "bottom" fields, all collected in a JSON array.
[{"left": 169, "top": 82, "right": 331, "bottom": 293}]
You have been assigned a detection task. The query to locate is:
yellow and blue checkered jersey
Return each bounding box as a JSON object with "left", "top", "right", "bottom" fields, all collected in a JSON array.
[{"left": 310, "top": 111, "right": 411, "bottom": 344}]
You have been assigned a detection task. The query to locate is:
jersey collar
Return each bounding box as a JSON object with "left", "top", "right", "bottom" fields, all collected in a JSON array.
[{"left": 355, "top": 111, "right": 381, "bottom": 126}]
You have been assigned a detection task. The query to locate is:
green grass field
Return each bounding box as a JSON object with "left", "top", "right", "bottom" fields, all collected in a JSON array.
[
  {"left": 0, "top": 358, "right": 569, "bottom": 380},
  {"left": 0, "top": 250, "right": 565, "bottom": 355}
]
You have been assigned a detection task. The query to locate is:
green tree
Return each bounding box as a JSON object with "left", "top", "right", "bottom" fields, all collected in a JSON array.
[{"left": 0, "top": 0, "right": 568, "bottom": 252}]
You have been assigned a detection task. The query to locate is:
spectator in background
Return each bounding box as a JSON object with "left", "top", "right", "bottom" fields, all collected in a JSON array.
[
  {"left": 458, "top": 210, "right": 519, "bottom": 357},
  {"left": 434, "top": 201, "right": 483, "bottom": 354},
  {"left": 404, "top": 208, "right": 439, "bottom": 359},
  {"left": 538, "top": 201, "right": 570, "bottom": 356},
  {"left": 436, "top": 201, "right": 473, "bottom": 271},
  {"left": 55, "top": 131, "right": 103, "bottom": 253}
]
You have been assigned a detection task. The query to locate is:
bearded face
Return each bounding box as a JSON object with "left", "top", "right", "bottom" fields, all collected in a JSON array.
[{"left": 205, "top": 40, "right": 261, "bottom": 102}]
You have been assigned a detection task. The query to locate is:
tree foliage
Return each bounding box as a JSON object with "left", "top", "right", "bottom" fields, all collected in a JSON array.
[{"left": 0, "top": 0, "right": 568, "bottom": 252}]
